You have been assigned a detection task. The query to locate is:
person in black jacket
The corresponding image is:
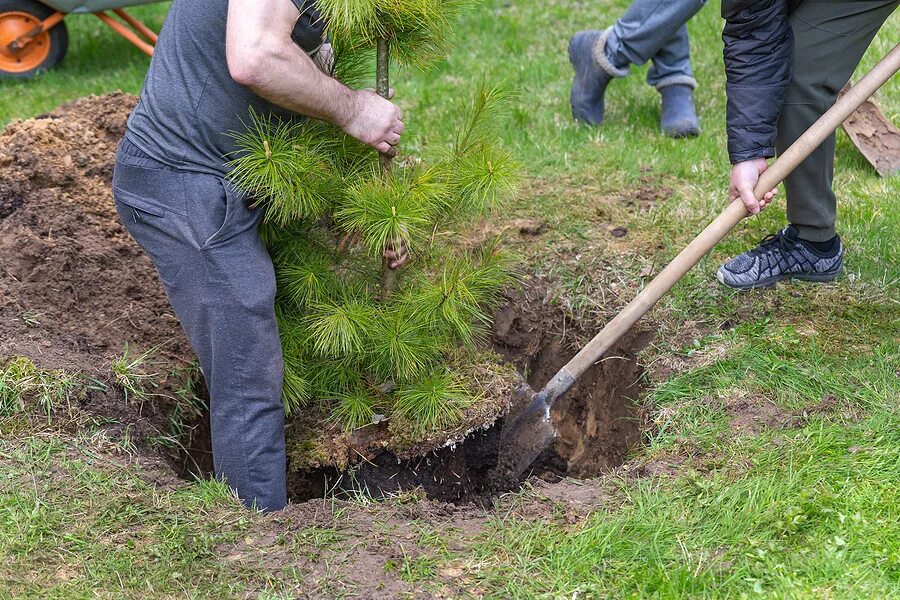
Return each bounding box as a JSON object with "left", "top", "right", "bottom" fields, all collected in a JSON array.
[{"left": 717, "top": 0, "right": 897, "bottom": 290}]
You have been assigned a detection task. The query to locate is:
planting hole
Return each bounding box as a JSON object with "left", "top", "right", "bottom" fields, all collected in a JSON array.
[
  {"left": 167, "top": 289, "right": 652, "bottom": 504},
  {"left": 281, "top": 288, "right": 653, "bottom": 504}
]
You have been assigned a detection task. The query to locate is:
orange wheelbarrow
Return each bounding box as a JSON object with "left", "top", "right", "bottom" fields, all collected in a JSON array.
[{"left": 0, "top": 0, "right": 161, "bottom": 78}]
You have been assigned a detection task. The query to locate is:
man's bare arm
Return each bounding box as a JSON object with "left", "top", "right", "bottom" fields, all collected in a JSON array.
[{"left": 225, "top": 0, "right": 403, "bottom": 153}]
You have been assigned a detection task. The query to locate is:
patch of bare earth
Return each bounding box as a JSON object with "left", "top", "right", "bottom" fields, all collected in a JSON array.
[
  {"left": 722, "top": 390, "right": 791, "bottom": 435},
  {"left": 722, "top": 391, "right": 856, "bottom": 437},
  {"left": 627, "top": 392, "right": 856, "bottom": 482}
]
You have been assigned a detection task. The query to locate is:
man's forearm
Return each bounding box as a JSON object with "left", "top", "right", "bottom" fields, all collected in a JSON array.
[
  {"left": 225, "top": 0, "right": 357, "bottom": 129},
  {"left": 244, "top": 43, "right": 356, "bottom": 128}
]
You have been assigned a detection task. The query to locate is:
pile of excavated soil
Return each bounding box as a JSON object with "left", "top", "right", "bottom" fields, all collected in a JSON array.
[
  {"left": 0, "top": 93, "right": 202, "bottom": 467},
  {"left": 0, "top": 93, "right": 192, "bottom": 372}
]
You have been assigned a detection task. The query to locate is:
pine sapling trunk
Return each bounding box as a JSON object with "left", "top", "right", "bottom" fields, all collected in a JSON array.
[
  {"left": 377, "top": 37, "right": 399, "bottom": 297},
  {"left": 376, "top": 38, "right": 393, "bottom": 175}
]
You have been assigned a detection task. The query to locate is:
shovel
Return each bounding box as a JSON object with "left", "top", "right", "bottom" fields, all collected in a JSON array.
[
  {"left": 840, "top": 81, "right": 900, "bottom": 177},
  {"left": 494, "top": 43, "right": 900, "bottom": 483}
]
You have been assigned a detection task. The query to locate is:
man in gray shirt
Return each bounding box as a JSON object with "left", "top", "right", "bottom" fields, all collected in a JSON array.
[{"left": 114, "top": 0, "right": 406, "bottom": 511}]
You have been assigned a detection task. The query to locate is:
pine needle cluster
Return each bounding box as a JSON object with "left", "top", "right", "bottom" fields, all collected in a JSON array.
[
  {"left": 227, "top": 1, "right": 518, "bottom": 434},
  {"left": 316, "top": 0, "right": 473, "bottom": 66}
]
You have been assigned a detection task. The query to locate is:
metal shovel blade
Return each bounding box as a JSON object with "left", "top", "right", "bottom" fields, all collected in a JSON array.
[
  {"left": 493, "top": 387, "right": 559, "bottom": 484},
  {"left": 840, "top": 82, "right": 900, "bottom": 177}
]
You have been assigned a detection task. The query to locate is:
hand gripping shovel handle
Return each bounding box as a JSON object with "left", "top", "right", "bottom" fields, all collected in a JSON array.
[{"left": 539, "top": 42, "right": 900, "bottom": 403}]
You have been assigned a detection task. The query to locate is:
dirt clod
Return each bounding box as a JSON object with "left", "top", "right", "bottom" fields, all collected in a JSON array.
[{"left": 607, "top": 225, "right": 628, "bottom": 238}]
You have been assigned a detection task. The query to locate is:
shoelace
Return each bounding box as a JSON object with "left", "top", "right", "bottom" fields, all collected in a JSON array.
[
  {"left": 747, "top": 230, "right": 814, "bottom": 275},
  {"left": 748, "top": 231, "right": 793, "bottom": 257}
]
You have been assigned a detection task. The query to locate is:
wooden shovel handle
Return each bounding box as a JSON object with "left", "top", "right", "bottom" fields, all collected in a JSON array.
[{"left": 558, "top": 42, "right": 900, "bottom": 385}]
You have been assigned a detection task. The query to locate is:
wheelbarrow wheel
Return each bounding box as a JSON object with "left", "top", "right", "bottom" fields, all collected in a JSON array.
[{"left": 0, "top": 0, "right": 68, "bottom": 79}]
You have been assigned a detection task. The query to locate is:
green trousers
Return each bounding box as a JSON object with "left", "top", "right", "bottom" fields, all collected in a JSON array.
[{"left": 778, "top": 0, "right": 897, "bottom": 242}]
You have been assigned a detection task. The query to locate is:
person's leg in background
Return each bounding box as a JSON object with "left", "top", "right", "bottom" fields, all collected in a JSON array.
[
  {"left": 569, "top": 0, "right": 706, "bottom": 136},
  {"left": 777, "top": 0, "right": 898, "bottom": 244},
  {"left": 113, "top": 142, "right": 287, "bottom": 511},
  {"left": 645, "top": 24, "right": 702, "bottom": 137}
]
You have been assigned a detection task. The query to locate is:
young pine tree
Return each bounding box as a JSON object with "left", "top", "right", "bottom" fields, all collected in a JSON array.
[{"left": 227, "top": 0, "right": 518, "bottom": 438}]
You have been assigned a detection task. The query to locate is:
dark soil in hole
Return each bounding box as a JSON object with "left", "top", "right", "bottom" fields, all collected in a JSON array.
[
  {"left": 285, "top": 425, "right": 502, "bottom": 503},
  {"left": 285, "top": 285, "right": 653, "bottom": 504}
]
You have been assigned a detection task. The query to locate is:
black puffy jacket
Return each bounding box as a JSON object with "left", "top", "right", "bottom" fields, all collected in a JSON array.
[{"left": 722, "top": 0, "right": 793, "bottom": 164}]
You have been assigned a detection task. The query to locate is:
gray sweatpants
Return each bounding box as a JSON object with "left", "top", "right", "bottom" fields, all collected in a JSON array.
[
  {"left": 777, "top": 0, "right": 898, "bottom": 242},
  {"left": 113, "top": 138, "right": 287, "bottom": 512}
]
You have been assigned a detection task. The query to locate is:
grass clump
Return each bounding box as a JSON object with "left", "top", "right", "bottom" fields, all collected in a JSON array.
[
  {"left": 0, "top": 356, "right": 81, "bottom": 419},
  {"left": 110, "top": 344, "right": 163, "bottom": 404}
]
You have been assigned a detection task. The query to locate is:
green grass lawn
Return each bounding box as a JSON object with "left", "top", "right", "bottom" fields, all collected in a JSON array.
[{"left": 1, "top": 0, "right": 898, "bottom": 598}]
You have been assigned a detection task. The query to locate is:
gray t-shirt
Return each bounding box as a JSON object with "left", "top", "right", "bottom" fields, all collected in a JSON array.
[{"left": 125, "top": 0, "right": 315, "bottom": 176}]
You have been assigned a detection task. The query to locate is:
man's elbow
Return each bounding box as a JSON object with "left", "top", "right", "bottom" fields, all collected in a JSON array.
[
  {"left": 227, "top": 42, "right": 277, "bottom": 88},
  {"left": 228, "top": 49, "right": 266, "bottom": 88}
]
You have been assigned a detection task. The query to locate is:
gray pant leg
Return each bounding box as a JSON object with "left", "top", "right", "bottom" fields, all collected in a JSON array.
[
  {"left": 113, "top": 156, "right": 287, "bottom": 512},
  {"left": 647, "top": 24, "right": 697, "bottom": 89},
  {"left": 605, "top": 0, "right": 707, "bottom": 88},
  {"left": 777, "top": 0, "right": 898, "bottom": 242}
]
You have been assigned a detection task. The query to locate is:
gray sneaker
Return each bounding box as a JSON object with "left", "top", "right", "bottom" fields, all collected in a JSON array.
[{"left": 717, "top": 226, "right": 843, "bottom": 290}]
